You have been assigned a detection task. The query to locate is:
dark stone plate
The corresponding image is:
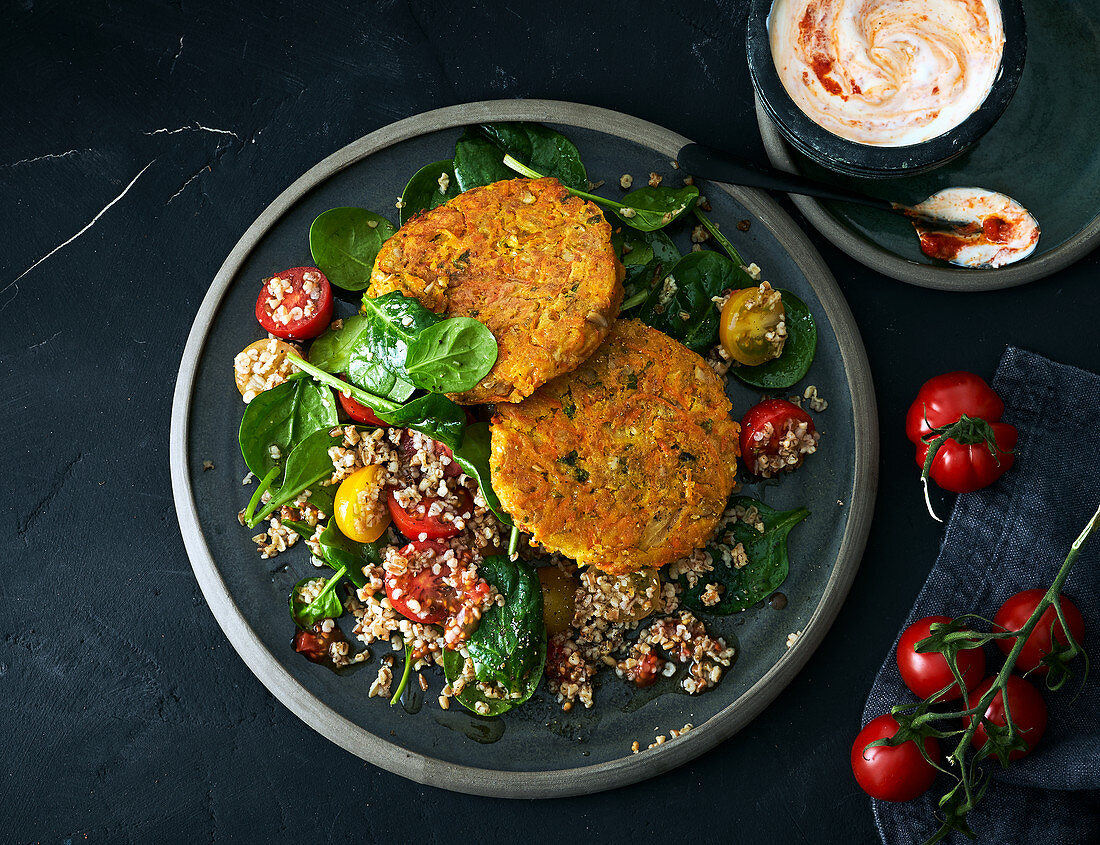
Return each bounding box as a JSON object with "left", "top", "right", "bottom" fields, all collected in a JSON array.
[
  {"left": 170, "top": 100, "right": 877, "bottom": 797},
  {"left": 755, "top": 0, "right": 1100, "bottom": 290}
]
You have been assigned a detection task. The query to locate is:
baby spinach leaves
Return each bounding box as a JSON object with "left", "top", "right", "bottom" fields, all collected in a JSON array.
[
  {"left": 309, "top": 207, "right": 396, "bottom": 292},
  {"left": 680, "top": 496, "right": 809, "bottom": 615},
  {"left": 400, "top": 159, "right": 460, "bottom": 226},
  {"left": 316, "top": 520, "right": 381, "bottom": 589},
  {"left": 238, "top": 374, "right": 338, "bottom": 480},
  {"left": 476, "top": 123, "right": 588, "bottom": 191},
  {"left": 454, "top": 128, "right": 518, "bottom": 192},
  {"left": 634, "top": 251, "right": 753, "bottom": 353},
  {"left": 449, "top": 422, "right": 510, "bottom": 525},
  {"left": 290, "top": 571, "right": 346, "bottom": 630},
  {"left": 349, "top": 293, "right": 439, "bottom": 401},
  {"left": 616, "top": 228, "right": 682, "bottom": 311},
  {"left": 443, "top": 556, "right": 546, "bottom": 715},
  {"left": 613, "top": 185, "right": 699, "bottom": 232},
  {"left": 404, "top": 317, "right": 498, "bottom": 394},
  {"left": 731, "top": 290, "right": 818, "bottom": 390},
  {"left": 248, "top": 428, "right": 344, "bottom": 527},
  {"left": 307, "top": 315, "right": 369, "bottom": 374}
]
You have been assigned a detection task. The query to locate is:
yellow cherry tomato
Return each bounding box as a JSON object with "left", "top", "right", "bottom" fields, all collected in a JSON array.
[
  {"left": 718, "top": 281, "right": 787, "bottom": 367},
  {"left": 233, "top": 337, "right": 300, "bottom": 396},
  {"left": 624, "top": 568, "right": 663, "bottom": 623},
  {"left": 333, "top": 466, "right": 391, "bottom": 543},
  {"left": 538, "top": 565, "right": 577, "bottom": 636}
]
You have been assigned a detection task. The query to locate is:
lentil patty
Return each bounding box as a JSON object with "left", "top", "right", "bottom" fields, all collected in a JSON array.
[
  {"left": 368, "top": 177, "right": 624, "bottom": 404},
  {"left": 490, "top": 320, "right": 740, "bottom": 574}
]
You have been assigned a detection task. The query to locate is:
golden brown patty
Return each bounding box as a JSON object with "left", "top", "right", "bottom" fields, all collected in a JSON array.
[
  {"left": 490, "top": 320, "right": 740, "bottom": 574},
  {"left": 368, "top": 177, "right": 624, "bottom": 404}
]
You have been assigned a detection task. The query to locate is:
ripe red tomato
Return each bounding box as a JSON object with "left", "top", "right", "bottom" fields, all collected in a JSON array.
[
  {"left": 905, "top": 372, "right": 1017, "bottom": 494},
  {"left": 850, "top": 714, "right": 939, "bottom": 802},
  {"left": 255, "top": 266, "right": 333, "bottom": 340},
  {"left": 397, "top": 429, "right": 463, "bottom": 478},
  {"left": 384, "top": 540, "right": 460, "bottom": 624},
  {"left": 740, "top": 398, "right": 817, "bottom": 477},
  {"left": 897, "top": 616, "right": 986, "bottom": 702},
  {"left": 993, "top": 590, "right": 1086, "bottom": 675},
  {"left": 966, "top": 675, "right": 1047, "bottom": 760},
  {"left": 387, "top": 487, "right": 474, "bottom": 541},
  {"left": 335, "top": 375, "right": 388, "bottom": 426}
]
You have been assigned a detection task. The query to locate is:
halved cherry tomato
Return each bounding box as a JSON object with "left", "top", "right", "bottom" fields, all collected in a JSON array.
[
  {"left": 896, "top": 616, "right": 986, "bottom": 702},
  {"left": 233, "top": 338, "right": 300, "bottom": 396},
  {"left": 386, "top": 486, "right": 473, "bottom": 540},
  {"left": 965, "top": 675, "right": 1047, "bottom": 760},
  {"left": 255, "top": 266, "right": 333, "bottom": 341},
  {"left": 993, "top": 590, "right": 1085, "bottom": 675},
  {"left": 335, "top": 374, "right": 388, "bottom": 426},
  {"left": 719, "top": 281, "right": 786, "bottom": 366},
  {"left": 384, "top": 540, "right": 459, "bottom": 624},
  {"left": 851, "top": 714, "right": 939, "bottom": 803},
  {"left": 398, "top": 429, "right": 463, "bottom": 478},
  {"left": 333, "top": 465, "right": 391, "bottom": 543},
  {"left": 740, "top": 398, "right": 817, "bottom": 477},
  {"left": 292, "top": 623, "right": 347, "bottom": 665}
]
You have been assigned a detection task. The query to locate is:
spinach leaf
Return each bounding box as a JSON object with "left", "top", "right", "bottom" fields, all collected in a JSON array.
[
  {"left": 248, "top": 428, "right": 343, "bottom": 527},
  {"left": 280, "top": 518, "right": 315, "bottom": 539},
  {"left": 404, "top": 317, "right": 498, "bottom": 394},
  {"left": 615, "top": 228, "right": 681, "bottom": 310},
  {"left": 443, "top": 556, "right": 546, "bottom": 715},
  {"left": 349, "top": 292, "right": 442, "bottom": 402},
  {"left": 238, "top": 375, "right": 338, "bottom": 479},
  {"left": 612, "top": 185, "right": 699, "bottom": 232},
  {"left": 731, "top": 290, "right": 818, "bottom": 390},
  {"left": 309, "top": 207, "right": 396, "bottom": 292},
  {"left": 316, "top": 520, "right": 382, "bottom": 590},
  {"left": 400, "top": 159, "right": 460, "bottom": 226},
  {"left": 634, "top": 250, "right": 753, "bottom": 353},
  {"left": 290, "top": 570, "right": 345, "bottom": 630},
  {"left": 454, "top": 128, "right": 517, "bottom": 192},
  {"left": 451, "top": 422, "right": 511, "bottom": 525},
  {"left": 378, "top": 393, "right": 469, "bottom": 451},
  {"left": 475, "top": 123, "right": 588, "bottom": 191},
  {"left": 307, "top": 315, "right": 369, "bottom": 374},
  {"left": 680, "top": 496, "right": 809, "bottom": 615}
]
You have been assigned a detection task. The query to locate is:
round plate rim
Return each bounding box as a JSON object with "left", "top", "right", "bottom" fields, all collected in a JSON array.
[
  {"left": 754, "top": 94, "right": 1100, "bottom": 291},
  {"left": 169, "top": 98, "right": 879, "bottom": 798}
]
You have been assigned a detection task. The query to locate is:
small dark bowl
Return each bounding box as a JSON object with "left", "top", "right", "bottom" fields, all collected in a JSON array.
[{"left": 747, "top": 0, "right": 1027, "bottom": 178}]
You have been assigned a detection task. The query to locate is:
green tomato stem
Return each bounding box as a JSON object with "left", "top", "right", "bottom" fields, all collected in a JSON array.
[{"left": 692, "top": 208, "right": 745, "bottom": 266}]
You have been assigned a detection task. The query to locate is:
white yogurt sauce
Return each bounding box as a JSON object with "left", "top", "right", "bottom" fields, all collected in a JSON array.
[
  {"left": 908, "top": 187, "right": 1039, "bottom": 268},
  {"left": 769, "top": 0, "right": 1006, "bottom": 146}
]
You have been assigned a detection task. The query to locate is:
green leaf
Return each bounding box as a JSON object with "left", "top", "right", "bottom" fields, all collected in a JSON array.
[
  {"left": 613, "top": 185, "right": 699, "bottom": 232},
  {"left": 377, "top": 393, "right": 468, "bottom": 452},
  {"left": 454, "top": 128, "right": 517, "bottom": 191},
  {"left": 249, "top": 428, "right": 343, "bottom": 527},
  {"left": 634, "top": 250, "right": 754, "bottom": 353},
  {"left": 680, "top": 496, "right": 809, "bottom": 615},
  {"left": 404, "top": 317, "right": 498, "bottom": 394},
  {"left": 451, "top": 422, "right": 511, "bottom": 525},
  {"left": 238, "top": 375, "right": 338, "bottom": 480},
  {"left": 476, "top": 123, "right": 588, "bottom": 191},
  {"left": 349, "top": 292, "right": 442, "bottom": 402},
  {"left": 309, "top": 207, "right": 397, "bottom": 292},
  {"left": 443, "top": 556, "right": 546, "bottom": 715},
  {"left": 731, "top": 290, "right": 818, "bottom": 390},
  {"left": 614, "top": 228, "right": 682, "bottom": 309},
  {"left": 400, "top": 159, "right": 460, "bottom": 226},
  {"left": 289, "top": 569, "right": 346, "bottom": 630},
  {"left": 307, "top": 315, "right": 369, "bottom": 374},
  {"left": 316, "top": 520, "right": 383, "bottom": 590}
]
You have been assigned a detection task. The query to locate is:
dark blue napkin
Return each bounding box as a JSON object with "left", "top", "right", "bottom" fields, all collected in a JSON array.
[{"left": 862, "top": 347, "right": 1100, "bottom": 845}]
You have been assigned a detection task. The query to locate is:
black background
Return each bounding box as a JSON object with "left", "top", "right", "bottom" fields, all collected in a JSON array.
[{"left": 3, "top": 1, "right": 1098, "bottom": 842}]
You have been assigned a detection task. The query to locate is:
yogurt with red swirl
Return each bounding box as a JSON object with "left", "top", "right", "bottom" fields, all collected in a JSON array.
[{"left": 769, "top": 0, "right": 1006, "bottom": 146}]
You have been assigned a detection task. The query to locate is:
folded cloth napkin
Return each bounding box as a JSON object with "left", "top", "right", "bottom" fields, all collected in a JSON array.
[{"left": 863, "top": 347, "right": 1100, "bottom": 845}]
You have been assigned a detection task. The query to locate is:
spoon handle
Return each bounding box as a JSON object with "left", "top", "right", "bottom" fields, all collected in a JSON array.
[{"left": 677, "top": 143, "right": 894, "bottom": 213}]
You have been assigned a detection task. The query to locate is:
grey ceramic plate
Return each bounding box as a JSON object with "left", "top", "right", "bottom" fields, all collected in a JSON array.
[
  {"left": 170, "top": 100, "right": 878, "bottom": 797},
  {"left": 754, "top": 0, "right": 1100, "bottom": 291}
]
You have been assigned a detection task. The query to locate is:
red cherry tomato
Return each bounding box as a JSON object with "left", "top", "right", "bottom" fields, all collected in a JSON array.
[
  {"left": 386, "top": 487, "right": 474, "bottom": 540},
  {"left": 905, "top": 372, "right": 1017, "bottom": 494},
  {"left": 850, "top": 714, "right": 939, "bottom": 803},
  {"left": 965, "top": 675, "right": 1047, "bottom": 760},
  {"left": 292, "top": 624, "right": 347, "bottom": 665},
  {"left": 255, "top": 266, "right": 333, "bottom": 341},
  {"left": 897, "top": 616, "right": 986, "bottom": 702},
  {"left": 384, "top": 540, "right": 460, "bottom": 624},
  {"left": 334, "top": 375, "right": 388, "bottom": 426},
  {"left": 397, "top": 429, "right": 463, "bottom": 478},
  {"left": 740, "top": 398, "right": 817, "bottom": 477},
  {"left": 993, "top": 590, "right": 1086, "bottom": 675}
]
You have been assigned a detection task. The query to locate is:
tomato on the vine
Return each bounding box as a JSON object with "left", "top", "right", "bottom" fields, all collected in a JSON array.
[
  {"left": 965, "top": 675, "right": 1047, "bottom": 760},
  {"left": 851, "top": 714, "right": 939, "bottom": 802},
  {"left": 905, "top": 372, "right": 1017, "bottom": 498},
  {"left": 740, "top": 398, "right": 818, "bottom": 477},
  {"left": 897, "top": 616, "right": 986, "bottom": 702},
  {"left": 993, "top": 590, "right": 1086, "bottom": 675},
  {"left": 255, "top": 266, "right": 333, "bottom": 340},
  {"left": 386, "top": 487, "right": 473, "bottom": 541}
]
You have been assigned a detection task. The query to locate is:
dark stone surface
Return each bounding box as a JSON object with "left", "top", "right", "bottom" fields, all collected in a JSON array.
[{"left": 1, "top": 1, "right": 1096, "bottom": 842}]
